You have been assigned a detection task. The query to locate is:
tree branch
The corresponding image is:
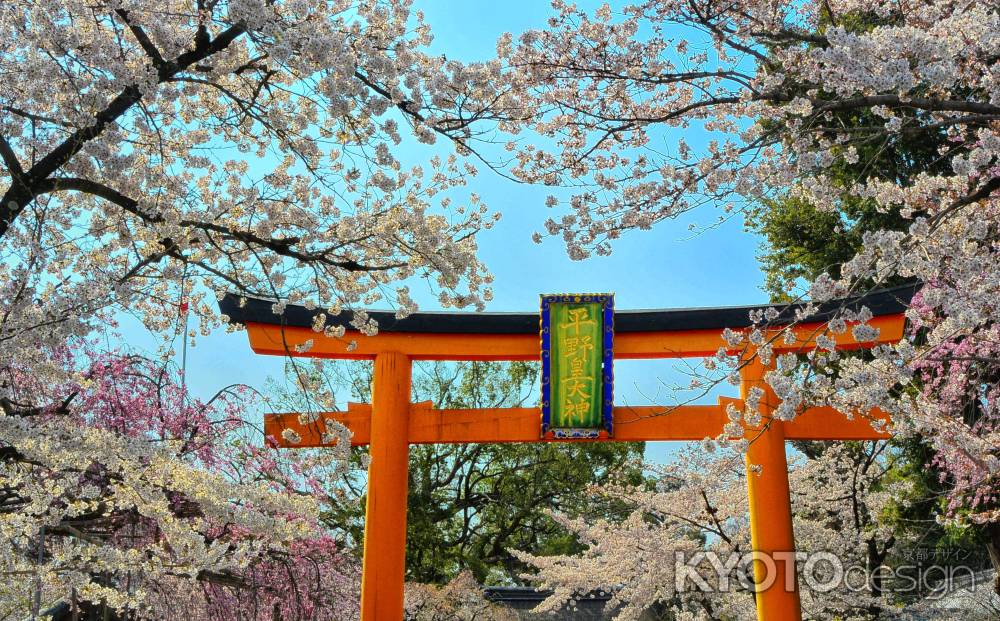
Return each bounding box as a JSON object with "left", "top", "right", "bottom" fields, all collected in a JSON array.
[
  {"left": 0, "top": 22, "right": 248, "bottom": 239},
  {"left": 2, "top": 105, "right": 75, "bottom": 129},
  {"left": 113, "top": 9, "right": 166, "bottom": 68},
  {"left": 0, "top": 133, "right": 23, "bottom": 179},
  {"left": 812, "top": 94, "right": 1000, "bottom": 117},
  {"left": 35, "top": 177, "right": 408, "bottom": 273}
]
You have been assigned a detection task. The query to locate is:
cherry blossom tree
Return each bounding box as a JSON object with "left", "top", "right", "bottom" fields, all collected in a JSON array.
[
  {"left": 404, "top": 571, "right": 518, "bottom": 621},
  {"left": 515, "top": 444, "right": 916, "bottom": 621},
  {"left": 1, "top": 340, "right": 359, "bottom": 619},
  {"left": 489, "top": 0, "right": 1000, "bottom": 574},
  {"left": 0, "top": 0, "right": 506, "bottom": 385},
  {"left": 0, "top": 1, "right": 509, "bottom": 615}
]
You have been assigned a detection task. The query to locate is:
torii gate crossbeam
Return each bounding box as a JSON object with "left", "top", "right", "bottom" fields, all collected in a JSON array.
[{"left": 220, "top": 284, "right": 915, "bottom": 621}]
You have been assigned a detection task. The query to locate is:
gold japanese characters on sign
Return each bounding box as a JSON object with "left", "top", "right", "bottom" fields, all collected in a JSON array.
[{"left": 540, "top": 294, "right": 614, "bottom": 438}]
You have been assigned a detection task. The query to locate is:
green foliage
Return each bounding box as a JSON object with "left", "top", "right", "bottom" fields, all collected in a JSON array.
[
  {"left": 880, "top": 436, "right": 988, "bottom": 572},
  {"left": 323, "top": 360, "right": 645, "bottom": 585},
  {"left": 746, "top": 193, "right": 909, "bottom": 300},
  {"left": 747, "top": 79, "right": 951, "bottom": 300},
  {"left": 406, "top": 436, "right": 643, "bottom": 585}
]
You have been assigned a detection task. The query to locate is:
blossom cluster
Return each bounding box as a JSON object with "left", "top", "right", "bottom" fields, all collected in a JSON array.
[
  {"left": 0, "top": 343, "right": 357, "bottom": 618},
  {"left": 516, "top": 445, "right": 915, "bottom": 620}
]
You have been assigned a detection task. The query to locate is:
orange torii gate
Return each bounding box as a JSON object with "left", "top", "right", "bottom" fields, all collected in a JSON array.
[{"left": 220, "top": 285, "right": 915, "bottom": 621}]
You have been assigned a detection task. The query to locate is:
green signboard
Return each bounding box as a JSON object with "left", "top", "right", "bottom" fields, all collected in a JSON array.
[{"left": 540, "top": 294, "right": 614, "bottom": 438}]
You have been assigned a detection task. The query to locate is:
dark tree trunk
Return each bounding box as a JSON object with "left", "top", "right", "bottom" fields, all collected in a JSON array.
[
  {"left": 985, "top": 521, "right": 1000, "bottom": 595},
  {"left": 46, "top": 601, "right": 126, "bottom": 621}
]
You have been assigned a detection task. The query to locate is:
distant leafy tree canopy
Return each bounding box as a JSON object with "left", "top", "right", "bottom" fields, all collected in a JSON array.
[
  {"left": 746, "top": 107, "right": 950, "bottom": 300},
  {"left": 323, "top": 360, "right": 645, "bottom": 585},
  {"left": 745, "top": 8, "right": 955, "bottom": 300}
]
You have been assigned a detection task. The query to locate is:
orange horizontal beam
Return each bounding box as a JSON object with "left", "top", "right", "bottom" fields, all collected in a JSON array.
[
  {"left": 244, "top": 314, "right": 905, "bottom": 361},
  {"left": 265, "top": 404, "right": 725, "bottom": 447},
  {"left": 784, "top": 405, "right": 890, "bottom": 440},
  {"left": 713, "top": 397, "right": 890, "bottom": 441},
  {"left": 264, "top": 401, "right": 889, "bottom": 448}
]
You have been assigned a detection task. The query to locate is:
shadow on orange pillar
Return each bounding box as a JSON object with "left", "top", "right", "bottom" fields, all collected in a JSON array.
[
  {"left": 360, "top": 352, "right": 412, "bottom": 621},
  {"left": 742, "top": 356, "right": 802, "bottom": 621}
]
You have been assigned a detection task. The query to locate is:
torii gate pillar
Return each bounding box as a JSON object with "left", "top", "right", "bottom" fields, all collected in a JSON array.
[
  {"left": 360, "top": 352, "right": 411, "bottom": 619},
  {"left": 742, "top": 356, "right": 801, "bottom": 620}
]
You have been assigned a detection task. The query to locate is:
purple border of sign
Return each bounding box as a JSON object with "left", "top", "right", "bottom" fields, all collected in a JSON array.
[{"left": 540, "top": 293, "right": 614, "bottom": 438}]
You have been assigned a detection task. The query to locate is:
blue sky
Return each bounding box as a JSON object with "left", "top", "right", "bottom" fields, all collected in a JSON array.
[{"left": 115, "top": 1, "right": 770, "bottom": 464}]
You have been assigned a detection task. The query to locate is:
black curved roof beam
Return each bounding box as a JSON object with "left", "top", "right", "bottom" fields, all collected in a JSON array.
[{"left": 218, "top": 283, "right": 917, "bottom": 335}]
